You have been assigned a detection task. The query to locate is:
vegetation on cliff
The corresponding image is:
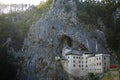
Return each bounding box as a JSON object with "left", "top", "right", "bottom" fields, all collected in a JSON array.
[
  {"left": 76, "top": 0, "right": 120, "bottom": 63},
  {"left": 0, "top": 0, "right": 54, "bottom": 80},
  {"left": 0, "top": 0, "right": 120, "bottom": 79}
]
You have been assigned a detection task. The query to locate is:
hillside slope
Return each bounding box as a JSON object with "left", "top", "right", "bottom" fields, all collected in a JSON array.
[
  {"left": 101, "top": 69, "right": 120, "bottom": 80},
  {"left": 16, "top": 0, "right": 110, "bottom": 80}
]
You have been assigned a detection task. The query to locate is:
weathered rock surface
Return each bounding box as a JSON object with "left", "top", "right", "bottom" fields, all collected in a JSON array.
[{"left": 16, "top": 0, "right": 109, "bottom": 80}]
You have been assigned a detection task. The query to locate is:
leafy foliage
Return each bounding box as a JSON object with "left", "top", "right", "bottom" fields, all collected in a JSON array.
[
  {"left": 37, "top": 0, "right": 53, "bottom": 11},
  {"left": 0, "top": 0, "right": 54, "bottom": 79},
  {"left": 0, "top": 0, "right": 54, "bottom": 50},
  {"left": 0, "top": 46, "right": 17, "bottom": 80},
  {"left": 76, "top": 0, "right": 120, "bottom": 63},
  {"left": 76, "top": 0, "right": 106, "bottom": 25}
]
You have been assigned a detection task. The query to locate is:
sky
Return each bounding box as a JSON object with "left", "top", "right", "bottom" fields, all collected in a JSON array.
[{"left": 0, "top": 0, "right": 46, "bottom": 5}]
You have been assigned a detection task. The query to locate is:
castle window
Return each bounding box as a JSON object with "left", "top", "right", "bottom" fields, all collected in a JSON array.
[
  {"left": 99, "top": 57, "right": 101, "bottom": 60},
  {"left": 104, "top": 57, "right": 106, "bottom": 60},
  {"left": 73, "top": 65, "right": 75, "bottom": 67},
  {"left": 97, "top": 63, "right": 98, "bottom": 66},
  {"left": 76, "top": 57, "right": 78, "bottom": 59},
  {"left": 97, "top": 58, "right": 98, "bottom": 60},
  {"left": 79, "top": 65, "right": 81, "bottom": 67},
  {"left": 73, "top": 56, "right": 75, "bottom": 59},
  {"left": 73, "top": 60, "right": 75, "bottom": 63},
  {"left": 104, "top": 63, "right": 106, "bottom": 65}
]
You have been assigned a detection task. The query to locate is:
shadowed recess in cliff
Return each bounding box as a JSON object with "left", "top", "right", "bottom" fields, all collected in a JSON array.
[
  {"left": 60, "top": 35, "right": 73, "bottom": 47},
  {"left": 56, "top": 34, "right": 73, "bottom": 56},
  {"left": 78, "top": 42, "right": 88, "bottom": 51}
]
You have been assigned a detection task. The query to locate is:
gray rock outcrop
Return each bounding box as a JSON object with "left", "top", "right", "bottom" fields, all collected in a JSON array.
[{"left": 16, "top": 0, "right": 108, "bottom": 80}]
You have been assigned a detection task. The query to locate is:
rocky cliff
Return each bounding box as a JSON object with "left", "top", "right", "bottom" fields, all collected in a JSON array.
[{"left": 16, "top": 0, "right": 109, "bottom": 80}]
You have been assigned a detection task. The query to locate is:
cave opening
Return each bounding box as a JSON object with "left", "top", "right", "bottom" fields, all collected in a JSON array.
[
  {"left": 61, "top": 35, "right": 73, "bottom": 47},
  {"left": 57, "top": 35, "right": 73, "bottom": 56},
  {"left": 52, "top": 26, "right": 55, "bottom": 30}
]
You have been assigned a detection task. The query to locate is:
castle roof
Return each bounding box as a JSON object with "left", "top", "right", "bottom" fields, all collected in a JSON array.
[{"left": 66, "top": 50, "right": 82, "bottom": 55}]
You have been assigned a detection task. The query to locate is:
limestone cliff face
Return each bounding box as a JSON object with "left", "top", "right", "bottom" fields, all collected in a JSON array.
[{"left": 17, "top": 0, "right": 108, "bottom": 80}]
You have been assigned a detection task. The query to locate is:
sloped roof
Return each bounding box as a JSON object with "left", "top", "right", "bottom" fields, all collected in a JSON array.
[{"left": 65, "top": 50, "right": 82, "bottom": 55}]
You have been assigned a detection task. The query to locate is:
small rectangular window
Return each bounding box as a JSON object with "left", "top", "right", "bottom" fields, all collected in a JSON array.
[
  {"left": 97, "top": 63, "right": 98, "bottom": 66},
  {"left": 99, "top": 57, "right": 101, "bottom": 60},
  {"left": 97, "top": 58, "right": 98, "bottom": 60},
  {"left": 73, "top": 60, "right": 75, "bottom": 63},
  {"left": 73, "top": 56, "right": 75, "bottom": 59},
  {"left": 73, "top": 65, "right": 75, "bottom": 67},
  {"left": 104, "top": 63, "right": 106, "bottom": 65},
  {"left": 104, "top": 57, "right": 106, "bottom": 60}
]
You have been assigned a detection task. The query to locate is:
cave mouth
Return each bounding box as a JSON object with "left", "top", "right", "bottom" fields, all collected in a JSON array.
[
  {"left": 60, "top": 35, "right": 73, "bottom": 47},
  {"left": 57, "top": 34, "right": 73, "bottom": 56}
]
